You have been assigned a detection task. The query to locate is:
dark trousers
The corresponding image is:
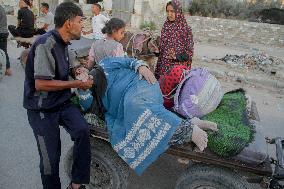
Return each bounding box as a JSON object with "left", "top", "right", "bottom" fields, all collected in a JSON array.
[
  {"left": 35, "top": 28, "right": 47, "bottom": 35},
  {"left": 8, "top": 25, "right": 34, "bottom": 38},
  {"left": 0, "top": 33, "right": 10, "bottom": 69},
  {"left": 27, "top": 102, "right": 91, "bottom": 189}
]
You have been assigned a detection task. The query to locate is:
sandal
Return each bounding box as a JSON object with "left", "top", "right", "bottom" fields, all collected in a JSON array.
[{"left": 66, "top": 182, "right": 86, "bottom": 189}]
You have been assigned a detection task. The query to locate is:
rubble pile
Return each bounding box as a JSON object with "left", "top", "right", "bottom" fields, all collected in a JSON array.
[{"left": 217, "top": 52, "right": 284, "bottom": 75}]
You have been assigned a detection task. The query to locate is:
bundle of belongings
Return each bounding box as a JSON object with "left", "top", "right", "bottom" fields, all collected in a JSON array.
[
  {"left": 71, "top": 62, "right": 266, "bottom": 175},
  {"left": 172, "top": 68, "right": 266, "bottom": 163}
]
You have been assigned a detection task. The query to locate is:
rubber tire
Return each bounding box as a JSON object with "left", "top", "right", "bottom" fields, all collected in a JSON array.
[
  {"left": 64, "top": 138, "right": 130, "bottom": 189},
  {"left": 175, "top": 164, "right": 251, "bottom": 189}
]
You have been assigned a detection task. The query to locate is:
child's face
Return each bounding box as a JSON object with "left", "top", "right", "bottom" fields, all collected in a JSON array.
[
  {"left": 92, "top": 5, "right": 100, "bottom": 15},
  {"left": 112, "top": 27, "right": 126, "bottom": 42}
]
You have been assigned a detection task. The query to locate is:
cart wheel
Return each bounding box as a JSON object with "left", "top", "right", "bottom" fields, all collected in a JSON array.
[
  {"left": 175, "top": 164, "right": 250, "bottom": 189},
  {"left": 64, "top": 138, "right": 130, "bottom": 189}
]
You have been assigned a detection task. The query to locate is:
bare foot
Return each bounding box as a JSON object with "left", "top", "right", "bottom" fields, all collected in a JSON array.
[
  {"left": 191, "top": 117, "right": 218, "bottom": 131},
  {"left": 5, "top": 69, "right": 12, "bottom": 76}
]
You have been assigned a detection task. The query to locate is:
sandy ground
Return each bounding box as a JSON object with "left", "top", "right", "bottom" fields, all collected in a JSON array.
[{"left": 1, "top": 15, "right": 284, "bottom": 189}]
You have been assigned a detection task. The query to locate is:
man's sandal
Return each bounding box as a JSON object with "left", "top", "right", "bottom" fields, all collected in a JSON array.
[{"left": 66, "top": 183, "right": 86, "bottom": 189}]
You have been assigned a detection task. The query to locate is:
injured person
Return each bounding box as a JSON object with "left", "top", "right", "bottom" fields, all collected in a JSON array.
[{"left": 74, "top": 57, "right": 218, "bottom": 175}]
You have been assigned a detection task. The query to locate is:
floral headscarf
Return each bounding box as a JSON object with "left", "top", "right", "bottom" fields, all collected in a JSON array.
[
  {"left": 155, "top": 0, "right": 194, "bottom": 109},
  {"left": 155, "top": 0, "right": 194, "bottom": 78}
]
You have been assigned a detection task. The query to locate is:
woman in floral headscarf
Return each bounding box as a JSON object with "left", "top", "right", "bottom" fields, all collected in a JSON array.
[{"left": 155, "top": 0, "right": 194, "bottom": 109}]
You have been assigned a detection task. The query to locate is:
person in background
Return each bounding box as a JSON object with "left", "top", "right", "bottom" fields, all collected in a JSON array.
[
  {"left": 29, "top": 0, "right": 39, "bottom": 19},
  {"left": 0, "top": 5, "right": 12, "bottom": 76},
  {"left": 154, "top": 0, "right": 194, "bottom": 109},
  {"left": 24, "top": 2, "right": 92, "bottom": 189},
  {"left": 87, "top": 17, "right": 126, "bottom": 68},
  {"left": 83, "top": 3, "right": 109, "bottom": 40},
  {"left": 35, "top": 2, "right": 54, "bottom": 35},
  {"left": 8, "top": 0, "right": 34, "bottom": 38}
]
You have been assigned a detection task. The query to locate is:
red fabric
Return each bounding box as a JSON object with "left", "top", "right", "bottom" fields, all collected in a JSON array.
[
  {"left": 158, "top": 64, "right": 191, "bottom": 109},
  {"left": 155, "top": 0, "right": 194, "bottom": 109}
]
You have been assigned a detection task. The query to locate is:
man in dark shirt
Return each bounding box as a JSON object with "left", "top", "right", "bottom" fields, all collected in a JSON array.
[
  {"left": 8, "top": 0, "right": 34, "bottom": 38},
  {"left": 24, "top": 2, "right": 93, "bottom": 189},
  {"left": 0, "top": 5, "right": 12, "bottom": 76}
]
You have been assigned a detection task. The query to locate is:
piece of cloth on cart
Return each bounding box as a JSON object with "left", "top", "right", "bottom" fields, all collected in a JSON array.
[
  {"left": 154, "top": 0, "right": 194, "bottom": 109},
  {"left": 100, "top": 57, "right": 187, "bottom": 175},
  {"left": 69, "top": 37, "right": 93, "bottom": 58}
]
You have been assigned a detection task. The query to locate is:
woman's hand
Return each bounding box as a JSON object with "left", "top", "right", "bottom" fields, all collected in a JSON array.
[
  {"left": 138, "top": 66, "right": 157, "bottom": 85},
  {"left": 165, "top": 48, "right": 176, "bottom": 60}
]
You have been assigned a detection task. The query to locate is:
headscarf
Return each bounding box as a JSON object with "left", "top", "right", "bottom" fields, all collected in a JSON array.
[
  {"left": 155, "top": 0, "right": 194, "bottom": 78},
  {"left": 154, "top": 0, "right": 194, "bottom": 109}
]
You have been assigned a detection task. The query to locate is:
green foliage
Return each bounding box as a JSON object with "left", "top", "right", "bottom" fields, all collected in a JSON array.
[
  {"left": 140, "top": 21, "right": 157, "bottom": 31},
  {"left": 202, "top": 90, "right": 254, "bottom": 157},
  {"left": 188, "top": 0, "right": 283, "bottom": 19}
]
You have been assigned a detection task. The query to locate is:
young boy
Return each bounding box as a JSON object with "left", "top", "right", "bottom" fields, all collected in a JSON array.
[
  {"left": 35, "top": 2, "right": 54, "bottom": 34},
  {"left": 84, "top": 3, "right": 109, "bottom": 40}
]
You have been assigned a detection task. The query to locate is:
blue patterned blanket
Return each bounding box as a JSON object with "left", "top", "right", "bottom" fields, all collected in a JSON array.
[{"left": 100, "top": 57, "right": 182, "bottom": 175}]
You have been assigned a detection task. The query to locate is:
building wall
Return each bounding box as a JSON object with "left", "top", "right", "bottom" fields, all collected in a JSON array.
[
  {"left": 130, "top": 0, "right": 190, "bottom": 28},
  {"left": 0, "top": 0, "right": 40, "bottom": 15}
]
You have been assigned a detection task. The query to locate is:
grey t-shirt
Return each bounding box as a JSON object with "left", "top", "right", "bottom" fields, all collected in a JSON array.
[
  {"left": 0, "top": 5, "right": 8, "bottom": 34},
  {"left": 44, "top": 12, "right": 55, "bottom": 31},
  {"left": 92, "top": 39, "right": 125, "bottom": 63}
]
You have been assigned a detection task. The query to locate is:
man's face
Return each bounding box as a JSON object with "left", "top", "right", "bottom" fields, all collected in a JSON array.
[
  {"left": 166, "top": 4, "right": 176, "bottom": 22},
  {"left": 40, "top": 7, "right": 47, "bottom": 14},
  {"left": 67, "top": 16, "right": 83, "bottom": 40}
]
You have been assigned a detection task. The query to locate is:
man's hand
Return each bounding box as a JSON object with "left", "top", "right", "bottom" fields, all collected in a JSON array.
[
  {"left": 76, "top": 78, "right": 93, "bottom": 90},
  {"left": 138, "top": 66, "right": 156, "bottom": 84}
]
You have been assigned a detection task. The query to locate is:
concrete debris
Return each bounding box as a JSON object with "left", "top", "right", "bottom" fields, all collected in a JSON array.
[{"left": 216, "top": 53, "right": 284, "bottom": 75}]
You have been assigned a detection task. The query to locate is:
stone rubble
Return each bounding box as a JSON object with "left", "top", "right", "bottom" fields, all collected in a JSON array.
[{"left": 215, "top": 53, "right": 284, "bottom": 76}]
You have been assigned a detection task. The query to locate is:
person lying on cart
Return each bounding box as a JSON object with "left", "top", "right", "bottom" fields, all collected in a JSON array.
[{"left": 75, "top": 56, "right": 218, "bottom": 175}]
